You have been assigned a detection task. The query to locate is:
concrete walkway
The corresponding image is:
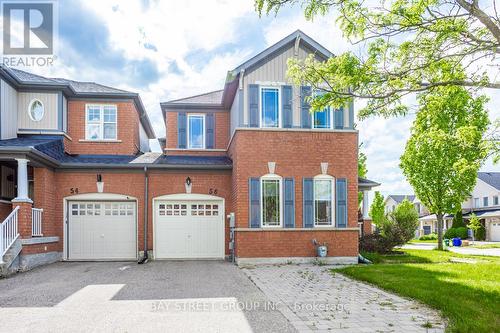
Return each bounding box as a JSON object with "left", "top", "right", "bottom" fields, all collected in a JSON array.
[
  {"left": 402, "top": 242, "right": 500, "bottom": 256},
  {"left": 243, "top": 264, "right": 445, "bottom": 333}
]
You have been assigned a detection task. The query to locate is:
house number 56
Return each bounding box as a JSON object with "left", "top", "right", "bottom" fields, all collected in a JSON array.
[{"left": 209, "top": 188, "right": 218, "bottom": 195}]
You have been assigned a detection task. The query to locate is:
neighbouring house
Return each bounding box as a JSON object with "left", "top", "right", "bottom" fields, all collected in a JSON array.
[
  {"left": 387, "top": 173, "right": 500, "bottom": 241},
  {"left": 0, "top": 30, "right": 379, "bottom": 275}
]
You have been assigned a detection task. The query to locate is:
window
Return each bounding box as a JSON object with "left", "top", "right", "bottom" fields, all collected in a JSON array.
[
  {"left": 85, "top": 105, "right": 117, "bottom": 140},
  {"left": 28, "top": 99, "right": 44, "bottom": 121},
  {"left": 261, "top": 178, "right": 281, "bottom": 226},
  {"left": 483, "top": 197, "right": 489, "bottom": 207},
  {"left": 314, "top": 179, "right": 333, "bottom": 226},
  {"left": 494, "top": 196, "right": 499, "bottom": 206},
  {"left": 187, "top": 114, "right": 205, "bottom": 149},
  {"left": 261, "top": 87, "right": 279, "bottom": 128},
  {"left": 474, "top": 198, "right": 480, "bottom": 208},
  {"left": 312, "top": 107, "right": 332, "bottom": 129}
]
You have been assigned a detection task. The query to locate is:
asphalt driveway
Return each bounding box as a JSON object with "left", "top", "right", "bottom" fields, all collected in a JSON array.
[{"left": 0, "top": 261, "right": 296, "bottom": 333}]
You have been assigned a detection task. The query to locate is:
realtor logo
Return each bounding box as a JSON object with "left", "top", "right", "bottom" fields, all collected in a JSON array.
[{"left": 1, "top": 1, "right": 57, "bottom": 66}]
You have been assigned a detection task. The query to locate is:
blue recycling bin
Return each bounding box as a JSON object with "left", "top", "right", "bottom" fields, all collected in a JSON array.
[{"left": 452, "top": 238, "right": 462, "bottom": 247}]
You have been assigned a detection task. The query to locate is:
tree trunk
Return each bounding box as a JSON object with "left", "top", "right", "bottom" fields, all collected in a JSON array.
[{"left": 437, "top": 213, "right": 444, "bottom": 250}]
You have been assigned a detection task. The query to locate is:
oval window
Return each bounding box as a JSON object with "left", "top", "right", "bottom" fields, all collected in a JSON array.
[{"left": 29, "top": 99, "right": 44, "bottom": 122}]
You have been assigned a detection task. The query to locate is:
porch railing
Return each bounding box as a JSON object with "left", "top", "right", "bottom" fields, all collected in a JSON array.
[
  {"left": 32, "top": 208, "right": 43, "bottom": 237},
  {"left": 0, "top": 206, "right": 19, "bottom": 263}
]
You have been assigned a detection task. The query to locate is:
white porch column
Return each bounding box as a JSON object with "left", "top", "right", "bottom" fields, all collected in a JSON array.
[
  {"left": 12, "top": 158, "right": 32, "bottom": 203},
  {"left": 362, "top": 190, "right": 370, "bottom": 219},
  {"left": 419, "top": 220, "right": 424, "bottom": 237}
]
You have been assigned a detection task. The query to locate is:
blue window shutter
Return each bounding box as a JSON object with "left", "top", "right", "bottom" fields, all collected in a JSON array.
[
  {"left": 177, "top": 112, "right": 187, "bottom": 148},
  {"left": 206, "top": 113, "right": 214, "bottom": 149},
  {"left": 334, "top": 106, "right": 344, "bottom": 129},
  {"left": 348, "top": 101, "right": 354, "bottom": 129},
  {"left": 301, "top": 86, "right": 312, "bottom": 128},
  {"left": 336, "top": 178, "right": 347, "bottom": 227},
  {"left": 282, "top": 85, "right": 293, "bottom": 128},
  {"left": 284, "top": 178, "right": 295, "bottom": 228},
  {"left": 303, "top": 178, "right": 314, "bottom": 228},
  {"left": 249, "top": 84, "right": 259, "bottom": 127},
  {"left": 249, "top": 178, "right": 261, "bottom": 228}
]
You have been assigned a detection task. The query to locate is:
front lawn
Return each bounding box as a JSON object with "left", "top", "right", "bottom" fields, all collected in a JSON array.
[
  {"left": 336, "top": 250, "right": 500, "bottom": 332},
  {"left": 470, "top": 243, "right": 500, "bottom": 249}
]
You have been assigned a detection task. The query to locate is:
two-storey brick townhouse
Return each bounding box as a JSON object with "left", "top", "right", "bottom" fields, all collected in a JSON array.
[{"left": 0, "top": 30, "right": 378, "bottom": 275}]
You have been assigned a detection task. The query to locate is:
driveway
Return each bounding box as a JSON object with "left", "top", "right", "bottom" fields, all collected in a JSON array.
[
  {"left": 243, "top": 264, "right": 445, "bottom": 332},
  {"left": 402, "top": 242, "right": 500, "bottom": 256},
  {"left": 0, "top": 261, "right": 296, "bottom": 333}
]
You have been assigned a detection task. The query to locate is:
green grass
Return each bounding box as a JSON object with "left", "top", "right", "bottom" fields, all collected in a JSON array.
[
  {"left": 408, "top": 239, "right": 438, "bottom": 244},
  {"left": 337, "top": 250, "right": 500, "bottom": 332}
]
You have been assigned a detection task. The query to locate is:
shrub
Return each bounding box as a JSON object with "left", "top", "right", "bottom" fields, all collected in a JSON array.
[
  {"left": 452, "top": 210, "right": 465, "bottom": 228},
  {"left": 475, "top": 225, "right": 486, "bottom": 241},
  {"left": 444, "top": 228, "right": 457, "bottom": 239},
  {"left": 419, "top": 233, "right": 437, "bottom": 240},
  {"left": 362, "top": 199, "right": 419, "bottom": 253},
  {"left": 456, "top": 227, "right": 468, "bottom": 239}
]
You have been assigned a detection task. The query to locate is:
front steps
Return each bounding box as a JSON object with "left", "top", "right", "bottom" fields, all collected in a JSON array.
[{"left": 0, "top": 238, "right": 22, "bottom": 277}]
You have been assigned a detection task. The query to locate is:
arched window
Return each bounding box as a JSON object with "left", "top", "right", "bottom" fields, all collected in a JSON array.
[
  {"left": 313, "top": 174, "right": 335, "bottom": 226},
  {"left": 260, "top": 173, "right": 282, "bottom": 227}
]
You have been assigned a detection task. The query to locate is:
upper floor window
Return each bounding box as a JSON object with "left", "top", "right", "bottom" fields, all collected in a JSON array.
[
  {"left": 483, "top": 197, "right": 489, "bottom": 207},
  {"left": 261, "top": 176, "right": 282, "bottom": 227},
  {"left": 313, "top": 107, "right": 332, "bottom": 129},
  {"left": 28, "top": 99, "right": 44, "bottom": 122},
  {"left": 187, "top": 114, "right": 205, "bottom": 149},
  {"left": 86, "top": 105, "right": 117, "bottom": 140},
  {"left": 260, "top": 87, "right": 279, "bottom": 128},
  {"left": 474, "top": 198, "right": 480, "bottom": 208},
  {"left": 314, "top": 178, "right": 334, "bottom": 226},
  {"left": 494, "top": 196, "right": 499, "bottom": 206}
]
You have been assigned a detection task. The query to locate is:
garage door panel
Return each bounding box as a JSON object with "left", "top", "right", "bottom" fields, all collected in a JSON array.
[
  {"left": 155, "top": 200, "right": 224, "bottom": 259},
  {"left": 68, "top": 201, "right": 136, "bottom": 260}
]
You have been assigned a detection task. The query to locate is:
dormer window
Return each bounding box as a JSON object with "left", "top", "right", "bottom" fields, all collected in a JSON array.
[
  {"left": 28, "top": 99, "right": 44, "bottom": 122},
  {"left": 86, "top": 104, "right": 117, "bottom": 140},
  {"left": 187, "top": 114, "right": 205, "bottom": 149},
  {"left": 260, "top": 87, "right": 280, "bottom": 128}
]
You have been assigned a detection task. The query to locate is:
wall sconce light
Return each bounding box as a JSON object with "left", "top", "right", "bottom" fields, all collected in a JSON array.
[
  {"left": 97, "top": 174, "right": 104, "bottom": 193},
  {"left": 185, "top": 177, "right": 192, "bottom": 194}
]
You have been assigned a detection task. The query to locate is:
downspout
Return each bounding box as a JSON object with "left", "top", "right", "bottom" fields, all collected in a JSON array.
[{"left": 138, "top": 166, "right": 149, "bottom": 264}]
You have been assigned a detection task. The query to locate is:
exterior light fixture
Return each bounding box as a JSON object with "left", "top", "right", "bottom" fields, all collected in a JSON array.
[
  {"left": 185, "top": 177, "right": 192, "bottom": 194},
  {"left": 97, "top": 174, "right": 104, "bottom": 193}
]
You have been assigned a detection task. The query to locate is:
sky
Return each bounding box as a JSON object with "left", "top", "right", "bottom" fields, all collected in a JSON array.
[{"left": 11, "top": 0, "right": 500, "bottom": 199}]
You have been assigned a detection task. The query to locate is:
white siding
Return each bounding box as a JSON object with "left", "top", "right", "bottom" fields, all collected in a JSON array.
[
  {"left": 230, "top": 88, "right": 241, "bottom": 136},
  {"left": 17, "top": 92, "right": 59, "bottom": 130},
  {"left": 463, "top": 179, "right": 500, "bottom": 209},
  {"left": 1, "top": 80, "right": 18, "bottom": 139},
  {"left": 139, "top": 123, "right": 150, "bottom": 152},
  {"left": 62, "top": 94, "right": 67, "bottom": 132}
]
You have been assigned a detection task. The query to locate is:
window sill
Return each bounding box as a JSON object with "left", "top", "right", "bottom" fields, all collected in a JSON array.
[{"left": 79, "top": 139, "right": 122, "bottom": 143}]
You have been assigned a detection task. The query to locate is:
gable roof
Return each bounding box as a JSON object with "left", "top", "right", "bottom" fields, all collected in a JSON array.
[
  {"left": 387, "top": 195, "right": 416, "bottom": 204},
  {"left": 478, "top": 172, "right": 500, "bottom": 190},
  {"left": 230, "top": 30, "right": 333, "bottom": 75},
  {"left": 0, "top": 66, "right": 155, "bottom": 138}
]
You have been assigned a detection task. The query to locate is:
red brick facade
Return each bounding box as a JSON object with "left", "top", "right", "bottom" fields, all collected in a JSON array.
[
  {"left": 165, "top": 110, "right": 229, "bottom": 150},
  {"left": 65, "top": 100, "right": 141, "bottom": 155}
]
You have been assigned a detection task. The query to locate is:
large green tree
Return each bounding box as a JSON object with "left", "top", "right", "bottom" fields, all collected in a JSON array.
[
  {"left": 255, "top": 0, "right": 499, "bottom": 159},
  {"left": 400, "top": 79, "right": 489, "bottom": 250}
]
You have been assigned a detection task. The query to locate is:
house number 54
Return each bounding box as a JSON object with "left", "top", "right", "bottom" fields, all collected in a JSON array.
[
  {"left": 70, "top": 188, "right": 79, "bottom": 194},
  {"left": 209, "top": 188, "right": 218, "bottom": 195}
]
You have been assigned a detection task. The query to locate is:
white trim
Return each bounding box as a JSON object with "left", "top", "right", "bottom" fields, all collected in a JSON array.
[
  {"left": 260, "top": 174, "right": 283, "bottom": 228},
  {"left": 313, "top": 175, "right": 335, "bottom": 227},
  {"left": 311, "top": 107, "right": 333, "bottom": 129},
  {"left": 259, "top": 86, "right": 281, "bottom": 128},
  {"left": 85, "top": 104, "right": 118, "bottom": 141},
  {"left": 152, "top": 193, "right": 225, "bottom": 260},
  {"left": 187, "top": 113, "right": 206, "bottom": 149},
  {"left": 63, "top": 192, "right": 138, "bottom": 261},
  {"left": 28, "top": 99, "right": 45, "bottom": 122}
]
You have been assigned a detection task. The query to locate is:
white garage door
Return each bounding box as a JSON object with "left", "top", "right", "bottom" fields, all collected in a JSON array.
[
  {"left": 491, "top": 222, "right": 500, "bottom": 242},
  {"left": 68, "top": 201, "right": 136, "bottom": 260},
  {"left": 155, "top": 200, "right": 224, "bottom": 259}
]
